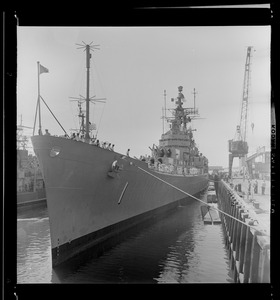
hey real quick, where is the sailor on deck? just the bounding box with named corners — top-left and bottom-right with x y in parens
top-left (44, 129), bottom-right (51, 136)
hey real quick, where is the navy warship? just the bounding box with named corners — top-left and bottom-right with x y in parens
top-left (31, 43), bottom-right (208, 266)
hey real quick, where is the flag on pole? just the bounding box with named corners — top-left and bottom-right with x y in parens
top-left (39, 64), bottom-right (49, 74)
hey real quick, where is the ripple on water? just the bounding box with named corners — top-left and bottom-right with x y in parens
top-left (17, 199), bottom-right (233, 283)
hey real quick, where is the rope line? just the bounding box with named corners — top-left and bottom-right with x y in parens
top-left (40, 96), bottom-right (70, 137)
top-left (136, 166), bottom-right (269, 237)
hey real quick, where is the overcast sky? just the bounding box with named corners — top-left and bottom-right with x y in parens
top-left (17, 26), bottom-right (271, 168)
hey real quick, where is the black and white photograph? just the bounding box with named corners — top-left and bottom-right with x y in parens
top-left (8, 5), bottom-right (274, 290)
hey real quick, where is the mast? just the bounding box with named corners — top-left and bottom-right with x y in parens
top-left (85, 45), bottom-right (90, 141)
top-left (162, 107), bottom-right (164, 134)
top-left (78, 102), bottom-right (86, 135)
top-left (162, 90), bottom-right (167, 134)
top-left (74, 42), bottom-right (105, 142)
top-left (192, 88), bottom-right (197, 113)
top-left (164, 89), bottom-right (167, 120)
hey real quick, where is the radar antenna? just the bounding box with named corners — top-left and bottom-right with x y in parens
top-left (72, 42), bottom-right (106, 142)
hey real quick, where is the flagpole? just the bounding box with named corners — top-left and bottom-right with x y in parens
top-left (32, 98), bottom-right (39, 136)
top-left (37, 61), bottom-right (42, 135)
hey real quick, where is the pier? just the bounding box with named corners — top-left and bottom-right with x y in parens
top-left (17, 189), bottom-right (46, 207)
top-left (216, 179), bottom-right (270, 283)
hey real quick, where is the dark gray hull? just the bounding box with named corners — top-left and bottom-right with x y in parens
top-left (32, 135), bottom-right (208, 266)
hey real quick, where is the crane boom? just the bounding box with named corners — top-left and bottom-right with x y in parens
top-left (239, 46), bottom-right (253, 142)
top-left (228, 46), bottom-right (254, 178)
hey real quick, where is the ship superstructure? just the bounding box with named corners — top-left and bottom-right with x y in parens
top-left (150, 86), bottom-right (208, 176)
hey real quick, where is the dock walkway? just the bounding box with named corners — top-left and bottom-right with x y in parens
top-left (231, 178), bottom-right (270, 235)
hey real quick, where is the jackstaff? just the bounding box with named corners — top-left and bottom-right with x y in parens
top-left (33, 62), bottom-right (49, 136)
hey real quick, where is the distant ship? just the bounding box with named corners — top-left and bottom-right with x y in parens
top-left (31, 43), bottom-right (209, 267)
top-left (17, 119), bottom-right (46, 206)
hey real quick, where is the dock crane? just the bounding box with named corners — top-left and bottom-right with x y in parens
top-left (228, 46), bottom-right (253, 178)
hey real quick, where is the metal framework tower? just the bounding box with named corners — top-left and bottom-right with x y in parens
top-left (228, 46), bottom-right (253, 178)
top-left (70, 42), bottom-right (106, 142)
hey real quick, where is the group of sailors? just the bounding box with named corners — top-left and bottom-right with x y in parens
top-left (69, 132), bottom-right (115, 151)
top-left (151, 145), bottom-right (172, 158)
top-left (100, 142), bottom-right (115, 151)
top-left (41, 129), bottom-right (115, 151)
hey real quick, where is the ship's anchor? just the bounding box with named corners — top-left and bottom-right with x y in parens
top-left (107, 160), bottom-right (121, 178)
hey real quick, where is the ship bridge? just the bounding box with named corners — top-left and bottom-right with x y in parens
top-left (151, 86), bottom-right (208, 174)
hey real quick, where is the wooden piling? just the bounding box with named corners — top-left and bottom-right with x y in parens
top-left (217, 180), bottom-right (270, 283)
top-left (256, 235), bottom-right (270, 283)
top-left (236, 213), bottom-right (249, 275)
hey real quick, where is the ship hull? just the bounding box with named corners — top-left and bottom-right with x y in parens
top-left (32, 136), bottom-right (208, 267)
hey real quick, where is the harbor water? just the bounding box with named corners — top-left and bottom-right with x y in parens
top-left (17, 193), bottom-right (233, 284)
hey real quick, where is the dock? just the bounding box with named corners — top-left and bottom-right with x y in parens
top-left (17, 189), bottom-right (47, 208)
top-left (230, 178), bottom-right (270, 234)
top-left (216, 178), bottom-right (270, 283)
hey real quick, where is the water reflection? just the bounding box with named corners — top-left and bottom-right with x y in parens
top-left (17, 196), bottom-right (233, 283)
top-left (17, 205), bottom-right (53, 283)
top-left (156, 223), bottom-right (232, 283)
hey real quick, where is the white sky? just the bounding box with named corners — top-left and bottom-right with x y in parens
top-left (17, 26), bottom-right (271, 168)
